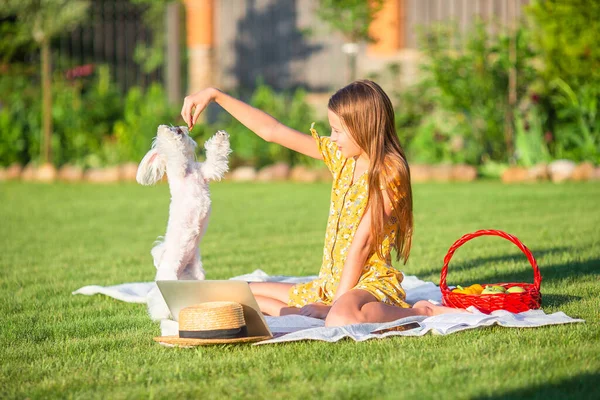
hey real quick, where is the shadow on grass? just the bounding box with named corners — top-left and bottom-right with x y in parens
top-left (418, 247), bottom-right (572, 277)
top-left (474, 372), bottom-right (600, 400)
top-left (542, 293), bottom-right (582, 308)
top-left (471, 257), bottom-right (600, 286)
top-left (422, 248), bottom-right (599, 289)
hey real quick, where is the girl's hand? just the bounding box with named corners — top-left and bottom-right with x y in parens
top-left (299, 303), bottom-right (331, 319)
top-left (181, 88), bottom-right (218, 130)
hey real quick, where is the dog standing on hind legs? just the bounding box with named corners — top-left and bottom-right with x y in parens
top-left (136, 125), bottom-right (231, 321)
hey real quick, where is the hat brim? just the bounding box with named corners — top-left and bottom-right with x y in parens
top-left (153, 335), bottom-right (272, 347)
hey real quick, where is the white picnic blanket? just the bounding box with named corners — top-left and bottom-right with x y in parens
top-left (72, 270), bottom-right (584, 344)
top-left (71, 269), bottom-right (441, 304)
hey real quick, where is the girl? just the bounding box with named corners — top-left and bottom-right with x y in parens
top-left (181, 80), bottom-right (464, 326)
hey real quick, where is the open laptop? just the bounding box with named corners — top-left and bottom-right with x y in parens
top-left (156, 280), bottom-right (273, 338)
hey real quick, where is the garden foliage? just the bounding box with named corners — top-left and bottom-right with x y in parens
top-left (0, 0), bottom-right (598, 169)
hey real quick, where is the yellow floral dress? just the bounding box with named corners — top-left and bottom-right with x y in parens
top-left (288, 124), bottom-right (409, 308)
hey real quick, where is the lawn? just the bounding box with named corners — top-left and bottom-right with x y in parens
top-left (0, 181), bottom-right (599, 399)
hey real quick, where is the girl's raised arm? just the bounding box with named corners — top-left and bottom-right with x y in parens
top-left (181, 88), bottom-right (322, 160)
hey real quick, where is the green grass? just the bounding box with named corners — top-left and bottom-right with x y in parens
top-left (1, 181), bottom-right (599, 399)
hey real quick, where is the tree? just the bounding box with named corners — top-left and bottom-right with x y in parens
top-left (316, 0), bottom-right (384, 82)
top-left (1, 0), bottom-right (89, 164)
top-left (130, 0), bottom-right (182, 106)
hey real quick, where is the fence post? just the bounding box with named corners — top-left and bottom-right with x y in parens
top-left (183, 0), bottom-right (214, 118)
top-left (506, 0), bottom-right (518, 164)
top-left (166, 1), bottom-right (182, 105)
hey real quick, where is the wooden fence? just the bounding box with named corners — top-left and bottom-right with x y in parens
top-left (53, 0), bottom-right (162, 93)
top-left (50, 0), bottom-right (530, 93)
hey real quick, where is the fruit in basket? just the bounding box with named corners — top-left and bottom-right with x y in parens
top-left (481, 285), bottom-right (507, 295)
top-left (506, 286), bottom-right (526, 293)
top-left (467, 284), bottom-right (485, 294)
top-left (481, 287), bottom-right (498, 295)
top-left (452, 284), bottom-right (485, 295)
top-left (451, 285), bottom-right (467, 294)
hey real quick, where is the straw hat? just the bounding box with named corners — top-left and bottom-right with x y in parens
top-left (154, 301), bottom-right (271, 347)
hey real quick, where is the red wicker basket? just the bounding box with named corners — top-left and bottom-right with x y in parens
top-left (440, 230), bottom-right (542, 314)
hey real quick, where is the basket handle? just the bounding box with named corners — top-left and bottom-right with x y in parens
top-left (439, 229), bottom-right (542, 292)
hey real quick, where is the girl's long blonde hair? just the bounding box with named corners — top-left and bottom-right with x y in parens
top-left (328, 80), bottom-right (413, 264)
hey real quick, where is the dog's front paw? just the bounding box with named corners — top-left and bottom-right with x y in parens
top-left (155, 268), bottom-right (178, 281)
top-left (147, 286), bottom-right (172, 321)
top-left (204, 130), bottom-right (231, 154)
top-left (215, 130), bottom-right (230, 142)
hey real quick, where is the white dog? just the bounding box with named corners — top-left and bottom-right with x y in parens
top-left (136, 125), bottom-right (231, 320)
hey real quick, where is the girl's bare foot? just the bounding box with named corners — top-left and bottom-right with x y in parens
top-left (413, 300), bottom-right (470, 316)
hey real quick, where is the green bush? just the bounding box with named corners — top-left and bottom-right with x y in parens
top-left (526, 0), bottom-right (600, 88)
top-left (0, 66), bottom-right (329, 169)
top-left (526, 0), bottom-right (600, 163)
top-left (0, 106), bottom-right (28, 166)
top-left (208, 82), bottom-right (326, 168)
top-left (112, 83), bottom-right (180, 165)
top-left (0, 67), bottom-right (42, 166)
top-left (383, 12), bottom-right (599, 166)
top-left (52, 66), bottom-right (123, 167)
top-left (547, 79), bottom-right (600, 163)
top-left (514, 106), bottom-right (551, 167)
top-left (0, 65), bottom-right (125, 167)
top-left (417, 22), bottom-right (537, 164)
top-left (371, 22), bottom-right (537, 166)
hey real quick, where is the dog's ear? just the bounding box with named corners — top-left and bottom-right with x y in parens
top-left (136, 148), bottom-right (166, 185)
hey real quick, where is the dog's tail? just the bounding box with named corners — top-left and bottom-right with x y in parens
top-left (152, 236), bottom-right (165, 246)
top-left (150, 237), bottom-right (166, 269)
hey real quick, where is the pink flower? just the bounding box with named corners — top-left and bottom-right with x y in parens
top-left (65, 64), bottom-right (95, 80)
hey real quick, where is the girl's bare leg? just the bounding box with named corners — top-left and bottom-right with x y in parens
top-left (411, 300), bottom-right (470, 316)
top-left (249, 282), bottom-right (301, 316)
top-left (325, 290), bottom-right (468, 327)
